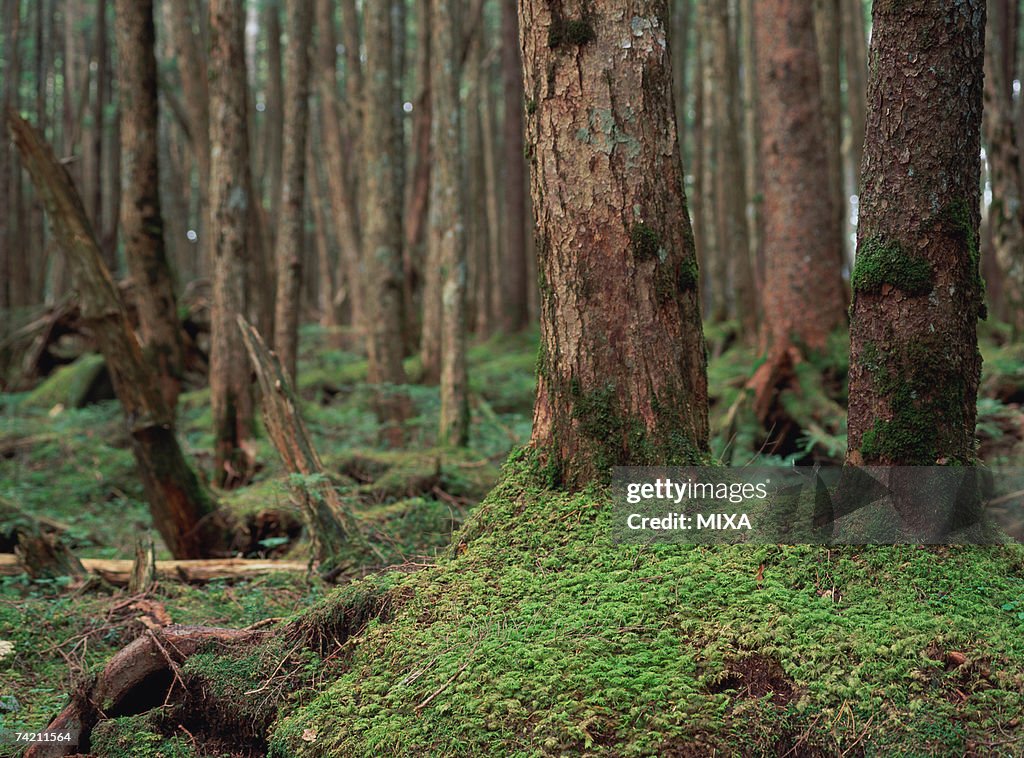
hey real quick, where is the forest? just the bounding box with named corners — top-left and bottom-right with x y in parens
top-left (1, 0), bottom-right (1023, 755)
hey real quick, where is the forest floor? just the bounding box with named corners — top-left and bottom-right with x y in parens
top-left (1, 324), bottom-right (1024, 756)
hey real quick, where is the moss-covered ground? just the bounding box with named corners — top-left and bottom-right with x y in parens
top-left (2, 324), bottom-right (1024, 756)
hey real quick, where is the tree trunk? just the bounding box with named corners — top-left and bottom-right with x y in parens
top-left (847, 0), bottom-right (986, 465)
top-left (500, 0), bottom-right (529, 333)
top-left (315, 0), bottom-right (364, 333)
top-left (710, 0), bottom-right (755, 335)
top-left (162, 0), bottom-right (211, 273)
top-left (263, 0), bottom-right (285, 241)
top-left (697, 0), bottom-right (723, 320)
top-left (983, 0), bottom-right (1024, 334)
top-left (114, 0), bottom-right (186, 412)
top-left (752, 0), bottom-right (846, 366)
top-left (841, 0), bottom-right (867, 196)
top-left (272, 0), bottom-right (313, 381)
top-left (7, 111), bottom-right (223, 559)
top-left (209, 0), bottom-right (256, 488)
top-left (521, 0), bottom-right (709, 489)
top-left (466, 23), bottom-right (492, 337)
top-left (813, 0), bottom-right (846, 267)
top-left (431, 0), bottom-right (468, 446)
top-left (741, 0), bottom-right (764, 294)
top-left (0, 0), bottom-right (17, 312)
top-left (671, 0), bottom-right (692, 166)
top-left (363, 0), bottom-right (410, 439)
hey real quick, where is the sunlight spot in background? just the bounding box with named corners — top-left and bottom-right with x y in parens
top-left (1015, 80), bottom-right (1021, 96)
top-left (403, 101), bottom-right (414, 113)
top-left (256, 101), bottom-right (266, 113)
top-left (187, 230), bottom-right (198, 243)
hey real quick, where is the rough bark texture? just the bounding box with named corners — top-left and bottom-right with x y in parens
top-left (273, 0), bottom-right (313, 381)
top-left (7, 111), bottom-right (221, 559)
top-left (521, 0), bottom-right (709, 488)
top-left (431, 0), bottom-right (469, 446)
top-left (983, 0), bottom-right (1024, 333)
top-left (847, 0), bottom-right (986, 466)
top-left (753, 0), bottom-right (846, 360)
top-left (501, 0), bottom-right (529, 332)
top-left (114, 0), bottom-right (186, 412)
top-left (209, 0), bottom-right (256, 488)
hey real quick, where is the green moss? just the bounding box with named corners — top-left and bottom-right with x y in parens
top-left (525, 98), bottom-right (537, 115)
top-left (851, 236), bottom-right (933, 296)
top-left (631, 222), bottom-right (661, 260)
top-left (938, 199), bottom-right (987, 319)
top-left (547, 17), bottom-right (596, 48)
top-left (23, 354), bottom-right (108, 410)
top-left (857, 339), bottom-right (969, 465)
top-left (267, 461), bottom-right (1024, 757)
top-left (90, 714), bottom-right (196, 758)
top-left (679, 257), bottom-right (700, 292)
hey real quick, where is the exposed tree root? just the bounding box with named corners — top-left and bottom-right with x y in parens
top-left (25, 625), bottom-right (268, 757)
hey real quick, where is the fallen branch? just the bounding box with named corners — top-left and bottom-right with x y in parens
top-left (0, 554), bottom-right (309, 585)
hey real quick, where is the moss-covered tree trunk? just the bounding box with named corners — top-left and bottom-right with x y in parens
top-left (209, 0), bottom-right (256, 488)
top-left (847, 0), bottom-right (986, 466)
top-left (273, 0), bottom-right (313, 382)
top-left (521, 0), bottom-right (709, 489)
top-left (113, 0), bottom-right (186, 412)
top-left (7, 111), bottom-right (222, 560)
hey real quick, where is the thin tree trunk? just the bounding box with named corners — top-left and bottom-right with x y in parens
top-left (263, 0), bottom-right (284, 240)
top-left (500, 0), bottom-right (528, 333)
top-left (8, 111), bottom-right (222, 559)
top-left (841, 0), bottom-right (867, 195)
top-left (481, 55), bottom-right (504, 334)
top-left (741, 0), bottom-right (764, 293)
top-left (114, 0), bottom-right (187, 411)
top-left (208, 0), bottom-right (256, 488)
top-left (847, 0), bottom-right (986, 465)
top-left (697, 0), bottom-right (723, 320)
top-left (363, 0), bottom-right (409, 440)
top-left (984, 0), bottom-right (1024, 334)
top-left (163, 0), bottom-right (211, 275)
top-left (522, 1), bottom-right (709, 488)
top-left (403, 0), bottom-right (431, 351)
top-left (710, 0), bottom-right (755, 334)
top-left (814, 0), bottom-right (846, 267)
top-left (0, 0), bottom-right (18, 311)
top-left (273, 0), bottom-right (313, 381)
top-left (432, 0), bottom-right (468, 446)
top-left (315, 0), bottom-right (364, 333)
top-left (672, 0), bottom-right (692, 165)
top-left (466, 24), bottom-right (492, 337)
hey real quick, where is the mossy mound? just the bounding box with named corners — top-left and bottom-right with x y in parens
top-left (22, 353), bottom-right (111, 410)
top-left (267, 450), bottom-right (1024, 756)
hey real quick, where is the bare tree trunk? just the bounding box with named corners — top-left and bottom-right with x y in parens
top-left (315, 0), bottom-right (364, 333)
top-left (363, 0), bottom-right (409, 441)
top-left (697, 0), bottom-right (723, 320)
top-left (431, 0), bottom-right (468, 445)
top-left (522, 0), bottom-right (709, 488)
top-left (983, 0), bottom-right (1024, 334)
top-left (0, 0), bottom-right (18, 311)
top-left (741, 0), bottom-right (764, 294)
top-left (710, 0), bottom-right (755, 335)
top-left (114, 0), bottom-right (186, 411)
top-left (813, 0), bottom-right (846, 266)
top-left (847, 0), bottom-right (986, 466)
top-left (466, 22), bottom-right (492, 337)
top-left (162, 0), bottom-right (211, 277)
top-left (263, 0), bottom-right (284, 240)
top-left (403, 0), bottom-right (431, 351)
top-left (273, 0), bottom-right (313, 381)
top-left (209, 0), bottom-right (256, 488)
top-left (752, 0), bottom-right (846, 371)
top-left (8, 111), bottom-right (223, 559)
top-left (500, 0), bottom-right (528, 333)
top-left (481, 55), bottom-right (504, 334)
top-left (671, 0), bottom-right (692, 165)
top-left (841, 0), bottom-right (867, 196)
